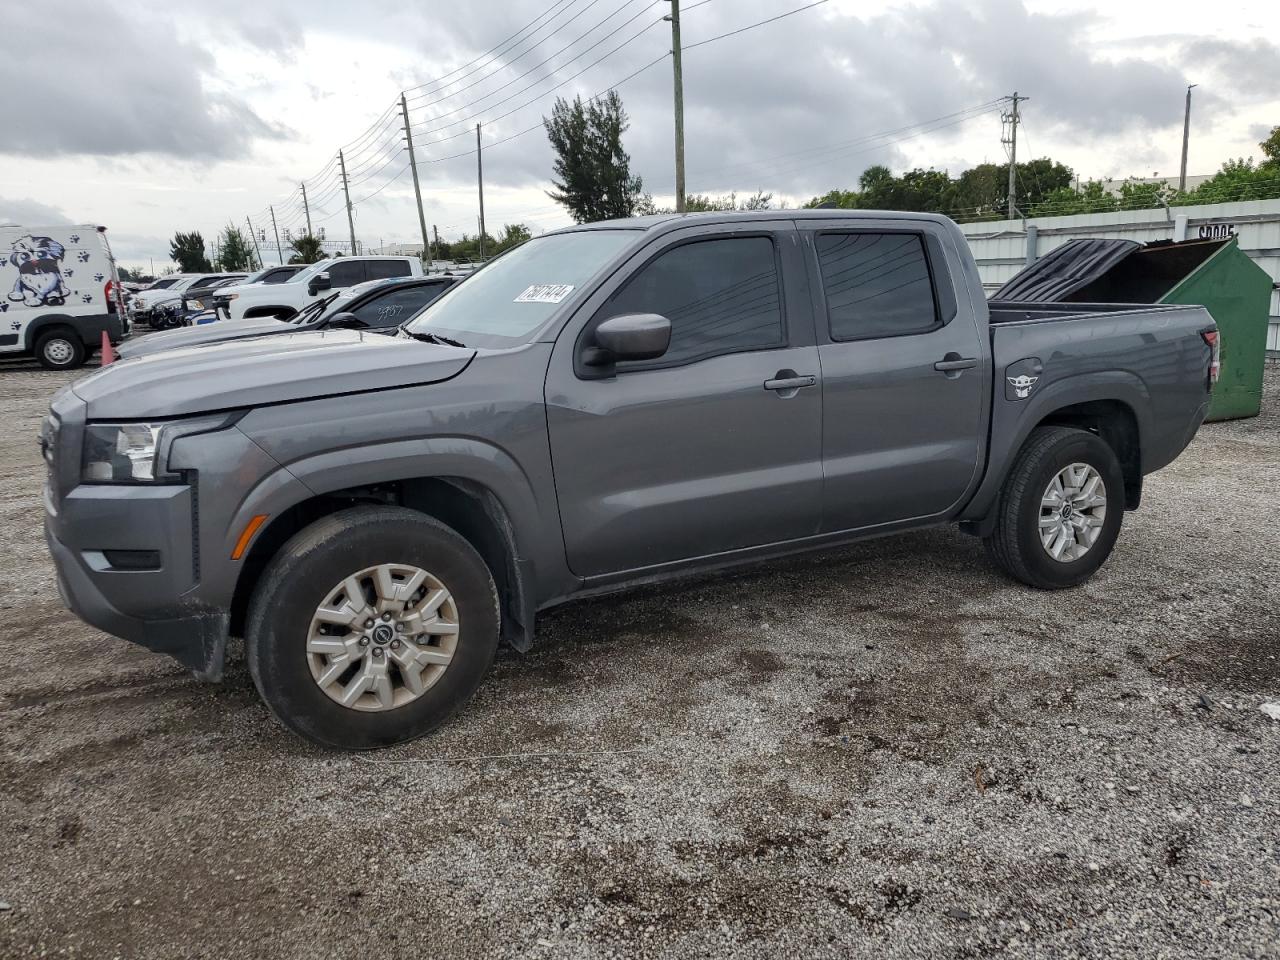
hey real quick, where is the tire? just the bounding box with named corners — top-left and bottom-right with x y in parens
top-left (983, 426), bottom-right (1125, 590)
top-left (246, 506), bottom-right (500, 749)
top-left (35, 329), bottom-right (86, 370)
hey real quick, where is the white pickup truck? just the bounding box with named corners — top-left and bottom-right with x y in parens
top-left (214, 256), bottom-right (423, 320)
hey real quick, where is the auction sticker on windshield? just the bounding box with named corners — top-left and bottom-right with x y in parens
top-left (514, 284), bottom-right (574, 303)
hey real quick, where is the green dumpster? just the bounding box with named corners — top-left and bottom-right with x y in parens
top-left (993, 235), bottom-right (1273, 420)
top-left (1156, 238), bottom-right (1272, 421)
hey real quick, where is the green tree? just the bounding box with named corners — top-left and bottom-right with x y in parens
top-left (289, 234), bottom-right (326, 264)
top-left (494, 223), bottom-right (532, 253)
top-left (169, 231), bottom-right (211, 272)
top-left (544, 91), bottom-right (644, 222)
top-left (1258, 125), bottom-right (1280, 167)
top-left (217, 224), bottom-right (258, 272)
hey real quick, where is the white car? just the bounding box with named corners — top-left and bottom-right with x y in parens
top-left (215, 256), bottom-right (423, 320)
top-left (0, 223), bottom-right (126, 368)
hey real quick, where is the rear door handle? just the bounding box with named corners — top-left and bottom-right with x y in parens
top-left (764, 374), bottom-right (817, 392)
top-left (934, 357), bottom-right (978, 372)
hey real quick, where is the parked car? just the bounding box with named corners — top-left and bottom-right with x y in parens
top-left (243, 264), bottom-right (308, 285)
top-left (149, 276), bottom-right (249, 329)
top-left (215, 256), bottom-right (424, 320)
top-left (0, 224), bottom-right (126, 368)
top-left (42, 210), bottom-right (1218, 749)
top-left (132, 273), bottom-right (246, 328)
top-left (118, 276), bottom-right (460, 358)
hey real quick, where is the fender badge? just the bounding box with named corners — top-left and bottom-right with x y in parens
top-left (1007, 374), bottom-right (1039, 399)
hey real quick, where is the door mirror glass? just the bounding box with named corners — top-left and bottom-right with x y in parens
top-left (324, 311), bottom-right (364, 330)
top-left (587, 313), bottom-right (671, 366)
top-left (308, 272), bottom-right (332, 295)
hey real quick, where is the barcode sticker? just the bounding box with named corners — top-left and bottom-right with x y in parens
top-left (514, 284), bottom-right (574, 303)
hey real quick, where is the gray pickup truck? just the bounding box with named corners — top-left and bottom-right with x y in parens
top-left (42, 211), bottom-right (1218, 749)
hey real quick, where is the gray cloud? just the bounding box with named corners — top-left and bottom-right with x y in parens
top-left (0, 1), bottom-right (287, 160)
top-left (0, 196), bottom-right (74, 226)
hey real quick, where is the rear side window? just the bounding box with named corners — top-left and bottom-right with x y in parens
top-left (325, 261), bottom-right (365, 287)
top-left (350, 284), bottom-right (447, 328)
top-left (601, 236), bottom-right (783, 369)
top-left (367, 259), bottom-right (412, 280)
top-left (816, 232), bottom-right (938, 340)
top-left (263, 268), bottom-right (294, 284)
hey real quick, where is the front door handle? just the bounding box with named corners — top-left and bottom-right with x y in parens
top-left (764, 373), bottom-right (817, 394)
top-left (934, 357), bottom-right (978, 372)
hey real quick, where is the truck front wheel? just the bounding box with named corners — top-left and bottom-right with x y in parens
top-left (983, 426), bottom-right (1124, 590)
top-left (246, 506), bottom-right (500, 749)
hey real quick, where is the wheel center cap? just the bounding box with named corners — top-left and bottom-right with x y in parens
top-left (372, 624), bottom-right (395, 645)
top-left (1060, 503), bottom-right (1074, 519)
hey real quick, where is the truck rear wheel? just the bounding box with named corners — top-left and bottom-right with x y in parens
top-left (245, 506), bottom-right (500, 749)
top-left (35, 329), bottom-right (86, 369)
top-left (983, 426), bottom-right (1124, 589)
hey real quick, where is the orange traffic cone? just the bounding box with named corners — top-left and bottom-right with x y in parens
top-left (100, 330), bottom-right (116, 366)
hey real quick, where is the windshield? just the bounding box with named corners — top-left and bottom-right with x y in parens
top-left (404, 231), bottom-right (634, 345)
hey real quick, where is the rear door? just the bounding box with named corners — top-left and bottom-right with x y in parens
top-left (321, 259), bottom-right (367, 295)
top-left (801, 219), bottom-right (986, 532)
top-left (545, 221), bottom-right (823, 578)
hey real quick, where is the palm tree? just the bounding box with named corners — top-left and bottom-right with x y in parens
top-left (289, 234), bottom-right (325, 264)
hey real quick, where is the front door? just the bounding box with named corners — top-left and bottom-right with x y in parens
top-left (545, 224), bottom-right (823, 578)
top-left (803, 224), bottom-right (986, 532)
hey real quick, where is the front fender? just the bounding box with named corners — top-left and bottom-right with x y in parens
top-left (960, 370), bottom-right (1152, 522)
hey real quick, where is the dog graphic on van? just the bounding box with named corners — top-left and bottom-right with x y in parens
top-left (7, 235), bottom-right (71, 306)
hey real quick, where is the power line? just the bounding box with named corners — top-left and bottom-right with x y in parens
top-left (681, 0), bottom-right (829, 51)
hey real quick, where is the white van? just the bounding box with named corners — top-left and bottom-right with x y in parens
top-left (0, 224), bottom-right (126, 368)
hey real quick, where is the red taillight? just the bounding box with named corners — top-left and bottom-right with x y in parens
top-left (1201, 329), bottom-right (1220, 386)
top-left (105, 279), bottom-right (116, 314)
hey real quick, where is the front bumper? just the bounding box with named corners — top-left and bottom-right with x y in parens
top-left (45, 519), bottom-right (229, 679)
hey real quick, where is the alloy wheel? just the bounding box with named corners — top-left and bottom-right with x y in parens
top-left (1039, 462), bottom-right (1107, 562)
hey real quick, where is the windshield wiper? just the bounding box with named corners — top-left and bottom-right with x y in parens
top-left (401, 329), bottom-right (467, 348)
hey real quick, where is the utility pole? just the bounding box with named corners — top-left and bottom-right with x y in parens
top-left (476, 123), bottom-right (486, 258)
top-left (1002, 92), bottom-right (1028, 220)
top-left (269, 205), bottom-right (284, 265)
top-left (432, 224), bottom-right (440, 268)
top-left (401, 93), bottom-right (432, 264)
top-left (245, 216), bottom-right (263, 270)
top-left (301, 182), bottom-right (312, 237)
top-left (338, 149), bottom-right (357, 257)
top-left (1179, 84), bottom-right (1197, 193)
top-left (665, 0), bottom-right (686, 212)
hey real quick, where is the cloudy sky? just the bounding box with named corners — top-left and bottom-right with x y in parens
top-left (2, 0), bottom-right (1277, 270)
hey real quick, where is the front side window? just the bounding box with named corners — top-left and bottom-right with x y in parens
top-left (325, 261), bottom-right (365, 288)
top-left (816, 232), bottom-right (938, 340)
top-left (367, 259), bottom-right (412, 280)
top-left (599, 236), bottom-right (784, 369)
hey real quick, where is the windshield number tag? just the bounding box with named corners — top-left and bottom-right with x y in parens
top-left (514, 284), bottom-right (574, 304)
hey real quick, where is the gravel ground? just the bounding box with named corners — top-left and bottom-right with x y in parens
top-left (1, 360), bottom-right (1277, 959)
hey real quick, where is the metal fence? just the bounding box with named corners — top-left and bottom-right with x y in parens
top-left (957, 199), bottom-right (1280, 358)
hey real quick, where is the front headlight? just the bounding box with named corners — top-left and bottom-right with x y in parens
top-left (188, 299), bottom-right (205, 310)
top-left (83, 424), bottom-right (164, 482)
top-left (81, 414), bottom-right (243, 484)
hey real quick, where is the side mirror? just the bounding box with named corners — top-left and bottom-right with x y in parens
top-left (325, 311), bottom-right (364, 330)
top-left (308, 272), bottom-right (332, 295)
top-left (585, 313), bottom-right (671, 368)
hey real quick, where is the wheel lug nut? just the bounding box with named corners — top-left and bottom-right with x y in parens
top-left (364, 619), bottom-right (374, 628)
top-left (390, 640), bottom-right (401, 650)
top-left (381, 613), bottom-right (392, 622)
top-left (359, 637), bottom-right (369, 646)
top-left (372, 647), bottom-right (383, 658)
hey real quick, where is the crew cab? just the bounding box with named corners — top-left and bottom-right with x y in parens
top-left (215, 256), bottom-right (423, 320)
top-left (117, 275), bottom-right (460, 359)
top-left (42, 211), bottom-right (1217, 749)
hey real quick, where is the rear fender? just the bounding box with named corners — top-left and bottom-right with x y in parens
top-left (960, 371), bottom-right (1152, 522)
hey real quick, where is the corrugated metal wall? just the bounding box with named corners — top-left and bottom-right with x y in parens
top-left (958, 199), bottom-right (1280, 356)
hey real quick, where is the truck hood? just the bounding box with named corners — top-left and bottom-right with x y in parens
top-left (116, 317), bottom-right (295, 359)
top-left (73, 330), bottom-right (475, 419)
